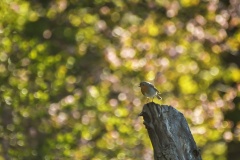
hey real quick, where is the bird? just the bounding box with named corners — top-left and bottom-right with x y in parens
top-left (139, 81), bottom-right (162, 102)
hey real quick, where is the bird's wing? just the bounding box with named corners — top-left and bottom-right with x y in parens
top-left (146, 82), bottom-right (160, 93)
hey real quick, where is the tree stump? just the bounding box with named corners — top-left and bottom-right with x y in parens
top-left (139, 102), bottom-right (201, 160)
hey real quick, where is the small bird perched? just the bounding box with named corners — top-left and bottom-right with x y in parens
top-left (139, 81), bottom-right (162, 102)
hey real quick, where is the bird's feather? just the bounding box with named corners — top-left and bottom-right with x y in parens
top-left (156, 93), bottom-right (162, 100)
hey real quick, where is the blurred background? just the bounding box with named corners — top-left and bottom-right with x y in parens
top-left (0, 0), bottom-right (240, 159)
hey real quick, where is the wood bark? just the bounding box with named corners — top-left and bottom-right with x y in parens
top-left (139, 102), bottom-right (201, 160)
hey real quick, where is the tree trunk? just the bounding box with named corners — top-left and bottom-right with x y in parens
top-left (139, 102), bottom-right (201, 160)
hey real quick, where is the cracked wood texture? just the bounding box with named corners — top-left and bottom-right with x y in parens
top-left (139, 102), bottom-right (202, 160)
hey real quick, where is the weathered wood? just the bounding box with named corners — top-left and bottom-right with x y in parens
top-left (139, 102), bottom-right (201, 160)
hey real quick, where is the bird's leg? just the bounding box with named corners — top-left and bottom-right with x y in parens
top-left (146, 98), bottom-right (149, 103)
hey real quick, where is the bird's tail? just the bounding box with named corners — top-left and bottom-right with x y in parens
top-left (156, 93), bottom-right (162, 100)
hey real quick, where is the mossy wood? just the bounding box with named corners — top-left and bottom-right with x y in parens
top-left (139, 102), bottom-right (202, 160)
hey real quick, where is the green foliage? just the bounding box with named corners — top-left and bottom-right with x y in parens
top-left (0, 0), bottom-right (240, 159)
